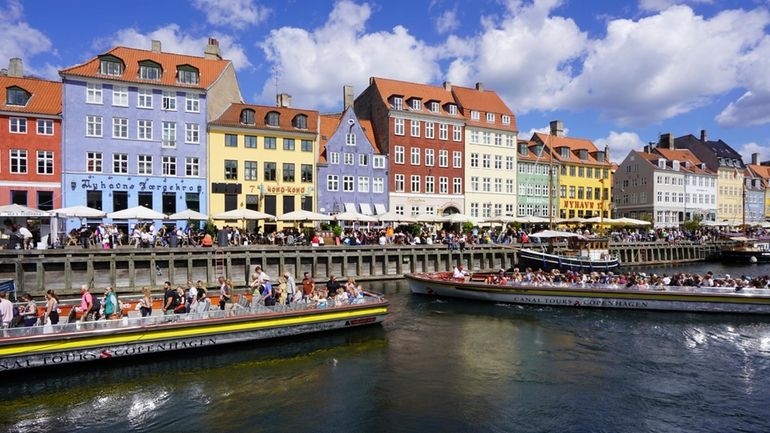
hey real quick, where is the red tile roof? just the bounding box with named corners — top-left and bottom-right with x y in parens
top-left (653, 148), bottom-right (713, 174)
top-left (0, 75), bottom-right (61, 116)
top-left (747, 164), bottom-right (770, 180)
top-left (60, 46), bottom-right (231, 90)
top-left (532, 132), bottom-right (610, 166)
top-left (318, 110), bottom-right (379, 164)
top-left (516, 140), bottom-right (554, 163)
top-left (210, 103), bottom-right (319, 134)
top-left (369, 77), bottom-right (463, 120)
top-left (451, 85), bottom-right (517, 132)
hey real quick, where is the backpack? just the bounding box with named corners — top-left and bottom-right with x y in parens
top-left (91, 295), bottom-right (101, 312)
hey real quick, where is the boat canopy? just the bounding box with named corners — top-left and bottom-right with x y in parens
top-left (529, 230), bottom-right (585, 239)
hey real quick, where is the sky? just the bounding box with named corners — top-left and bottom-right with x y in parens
top-left (2, 0), bottom-right (770, 164)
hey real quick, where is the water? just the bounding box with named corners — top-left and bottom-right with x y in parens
top-left (2, 263), bottom-right (770, 433)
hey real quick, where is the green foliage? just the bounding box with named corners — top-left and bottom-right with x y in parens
top-left (681, 215), bottom-right (703, 232)
top-left (332, 224), bottom-right (343, 238)
top-left (320, 223), bottom-right (331, 231)
top-left (204, 219), bottom-right (217, 236)
top-left (410, 224), bottom-right (421, 236)
top-left (462, 221), bottom-right (474, 234)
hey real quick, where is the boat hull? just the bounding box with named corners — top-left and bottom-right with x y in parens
top-left (517, 249), bottom-right (620, 272)
top-left (406, 273), bottom-right (770, 314)
top-left (719, 250), bottom-right (770, 264)
top-left (0, 302), bottom-right (388, 372)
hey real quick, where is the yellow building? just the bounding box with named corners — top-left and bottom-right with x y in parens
top-left (716, 167), bottom-right (744, 223)
top-left (531, 122), bottom-right (612, 219)
top-left (208, 99), bottom-right (319, 231)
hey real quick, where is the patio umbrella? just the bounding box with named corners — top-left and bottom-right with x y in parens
top-left (443, 213), bottom-right (484, 225)
top-left (614, 217), bottom-right (651, 226)
top-left (51, 205), bottom-right (105, 218)
top-left (583, 216), bottom-right (623, 225)
top-left (529, 230), bottom-right (584, 239)
top-left (515, 215), bottom-right (550, 224)
top-left (168, 209), bottom-right (209, 221)
top-left (377, 211), bottom-right (417, 224)
top-left (413, 214), bottom-right (447, 224)
top-left (333, 211), bottom-right (378, 223)
top-left (213, 208), bottom-right (275, 221)
top-left (0, 203), bottom-right (50, 218)
top-left (278, 209), bottom-right (332, 222)
top-left (559, 217), bottom-right (587, 224)
top-left (107, 205), bottom-right (166, 220)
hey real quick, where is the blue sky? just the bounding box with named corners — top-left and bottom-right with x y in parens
top-left (3, 0), bottom-right (770, 163)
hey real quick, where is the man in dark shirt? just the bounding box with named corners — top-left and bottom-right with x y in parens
top-left (326, 275), bottom-right (341, 295)
top-left (162, 281), bottom-right (178, 315)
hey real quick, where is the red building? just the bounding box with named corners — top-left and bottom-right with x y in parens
top-left (0, 58), bottom-right (62, 210)
top-left (355, 77), bottom-right (465, 216)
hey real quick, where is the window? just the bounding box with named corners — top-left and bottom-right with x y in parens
top-left (292, 114), bottom-right (308, 129)
top-left (301, 140), bottom-right (313, 152)
top-left (9, 117), bottom-right (26, 134)
top-left (10, 149), bottom-right (27, 173)
top-left (430, 101), bottom-right (439, 112)
top-left (483, 132), bottom-right (490, 145)
top-left (162, 91), bottom-right (176, 110)
top-left (439, 177), bottom-right (448, 194)
top-left (344, 153), bottom-right (354, 165)
top-left (482, 177), bottom-right (490, 192)
top-left (494, 155), bottom-right (502, 170)
top-left (264, 162), bottom-right (276, 181)
top-left (345, 133), bottom-right (356, 146)
top-left (494, 134), bottom-right (502, 146)
top-left (502, 115), bottom-right (511, 125)
top-left (472, 203), bottom-right (480, 217)
top-left (411, 175), bottom-right (421, 193)
top-left (569, 166), bottom-right (576, 176)
top-left (506, 135), bottom-right (515, 147)
top-left (139, 63), bottom-right (161, 80)
top-left (471, 153), bottom-right (479, 167)
top-left (394, 174), bottom-right (405, 192)
top-left (392, 97), bottom-right (403, 110)
top-left (185, 157), bottom-right (199, 177)
top-left (373, 177), bottom-right (384, 193)
top-left (482, 154), bottom-right (490, 169)
top-left (439, 150), bottom-right (448, 167)
top-left (578, 166), bottom-right (584, 177)
top-left (471, 110), bottom-right (480, 120)
top-left (86, 151), bottom-right (102, 173)
top-left (411, 120), bottom-right (420, 137)
top-left (358, 176), bottom-right (370, 192)
top-left (301, 164), bottom-right (313, 182)
top-left (87, 190), bottom-right (103, 211)
top-left (453, 151), bottom-right (462, 168)
top-left (113, 85), bottom-right (129, 106)
top-left (329, 151), bottom-right (339, 164)
top-left (161, 121), bottom-right (176, 147)
top-left (394, 118), bottom-right (405, 135)
top-left (224, 134), bottom-right (237, 147)
top-left (283, 138), bottom-right (295, 151)
top-left (425, 176), bottom-right (435, 193)
top-left (224, 160), bottom-right (238, 180)
top-left (86, 83), bottom-right (102, 104)
top-left (86, 115), bottom-right (102, 137)
top-left (486, 113), bottom-right (495, 123)
top-left (266, 111), bottom-right (280, 126)
top-left (470, 131), bottom-right (478, 143)
top-left (243, 161), bottom-right (257, 180)
top-left (395, 146), bottom-right (405, 164)
top-left (425, 149), bottom-right (435, 166)
top-left (113, 153), bottom-right (128, 174)
top-left (138, 155), bottom-right (153, 175)
top-left (327, 175), bottom-right (339, 191)
top-left (411, 99), bottom-right (421, 110)
top-left (37, 191), bottom-right (54, 211)
top-left (359, 154), bottom-right (369, 166)
top-left (448, 105), bottom-right (457, 115)
top-left (37, 119), bottom-right (53, 135)
top-left (162, 156), bottom-right (176, 176)
top-left (137, 88), bottom-right (153, 108)
top-left (264, 136), bottom-right (277, 150)
top-left (506, 156), bottom-right (514, 170)
top-left (471, 176), bottom-right (479, 191)
top-left (113, 117), bottom-right (128, 138)
top-left (343, 175), bottom-right (354, 192)
top-left (100, 59), bottom-right (122, 76)
top-left (410, 147), bottom-right (420, 165)
top-left (177, 67), bottom-right (199, 85)
top-left (6, 87), bottom-right (30, 106)
top-left (185, 93), bottom-right (199, 112)
top-left (283, 163), bottom-right (295, 182)
top-left (186, 123), bottom-right (200, 144)
top-left (569, 186), bottom-right (575, 198)
top-left (425, 122), bottom-right (435, 139)
top-left (373, 155), bottom-right (386, 169)
top-left (395, 205), bottom-right (404, 215)
top-left (506, 179), bottom-right (514, 193)
top-left (453, 178), bottom-right (462, 194)
top-left (137, 120), bottom-right (152, 140)
top-left (452, 125), bottom-right (461, 142)
top-left (439, 123), bottom-right (448, 140)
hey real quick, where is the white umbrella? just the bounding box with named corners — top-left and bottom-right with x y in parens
top-left (333, 211), bottom-right (378, 223)
top-left (515, 215), bottom-right (550, 224)
top-left (213, 208), bottom-right (275, 221)
top-left (615, 217), bottom-right (652, 226)
top-left (559, 217), bottom-right (587, 224)
top-left (414, 213), bottom-right (447, 223)
top-left (278, 209), bottom-right (332, 222)
top-left (51, 205), bottom-right (105, 218)
top-left (443, 213), bottom-right (484, 225)
top-left (759, 221), bottom-right (770, 229)
top-left (529, 230), bottom-right (585, 239)
top-left (107, 205), bottom-right (166, 220)
top-left (168, 209), bottom-right (209, 221)
top-left (583, 216), bottom-right (624, 225)
top-left (0, 203), bottom-right (49, 218)
top-left (377, 211), bottom-right (417, 224)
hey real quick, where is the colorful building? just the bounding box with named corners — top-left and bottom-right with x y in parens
top-left (452, 83), bottom-right (518, 219)
top-left (59, 39), bottom-right (241, 223)
top-left (317, 88), bottom-right (387, 216)
top-left (532, 122), bottom-right (612, 219)
top-left (516, 139), bottom-right (557, 218)
top-left (354, 77), bottom-right (465, 217)
top-left (207, 98), bottom-right (318, 231)
top-left (746, 156), bottom-right (770, 219)
top-left (654, 144), bottom-right (716, 223)
top-left (0, 58), bottom-right (62, 210)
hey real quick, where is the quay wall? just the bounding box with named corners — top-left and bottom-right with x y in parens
top-left (0, 241), bottom-right (731, 296)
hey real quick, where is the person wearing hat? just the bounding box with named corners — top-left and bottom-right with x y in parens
top-left (284, 271), bottom-right (298, 303)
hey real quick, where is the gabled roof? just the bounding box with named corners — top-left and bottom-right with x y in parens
top-left (318, 108), bottom-right (379, 164)
top-left (369, 77), bottom-right (463, 120)
top-left (674, 134), bottom-right (744, 168)
top-left (747, 164), bottom-right (770, 181)
top-left (0, 75), bottom-right (61, 116)
top-left (532, 132), bottom-right (610, 166)
top-left (451, 85), bottom-right (517, 132)
top-left (60, 46), bottom-right (231, 90)
top-left (653, 148), bottom-right (713, 175)
top-left (516, 140), bottom-right (553, 163)
top-left (210, 103), bottom-right (319, 134)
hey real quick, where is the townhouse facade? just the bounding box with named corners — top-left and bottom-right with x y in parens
top-left (746, 157), bottom-right (770, 219)
top-left (516, 139), bottom-right (557, 218)
top-left (59, 39), bottom-right (241, 221)
top-left (654, 143), bottom-right (717, 223)
top-left (0, 58), bottom-right (62, 210)
top-left (354, 78), bottom-right (465, 217)
top-left (744, 154), bottom-right (765, 224)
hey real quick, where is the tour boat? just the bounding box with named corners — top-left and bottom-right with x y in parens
top-left (0, 291), bottom-right (388, 372)
top-left (406, 272), bottom-right (770, 314)
top-left (719, 237), bottom-right (770, 264)
top-left (517, 231), bottom-right (620, 272)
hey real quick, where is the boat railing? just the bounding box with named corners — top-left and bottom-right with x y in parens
top-left (1, 293), bottom-right (384, 340)
top-left (501, 281), bottom-right (769, 296)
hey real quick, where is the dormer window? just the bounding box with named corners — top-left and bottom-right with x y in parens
top-left (718, 157), bottom-right (725, 166)
top-left (471, 111), bottom-right (480, 120)
top-left (292, 114), bottom-right (308, 129)
top-left (6, 86), bottom-right (30, 106)
top-left (139, 61), bottom-right (162, 81)
top-left (534, 145), bottom-right (543, 156)
top-left (410, 99), bottom-right (421, 111)
top-left (596, 151), bottom-right (605, 162)
top-left (672, 160), bottom-right (680, 171)
top-left (448, 104), bottom-right (457, 115)
top-left (98, 55), bottom-right (123, 76)
top-left (502, 115), bottom-right (511, 125)
top-left (518, 143), bottom-right (528, 155)
top-left (486, 113), bottom-right (495, 123)
top-left (578, 149), bottom-right (588, 160)
top-left (559, 147), bottom-right (569, 159)
top-left (177, 65), bottom-right (199, 85)
top-left (265, 111), bottom-right (280, 127)
top-left (430, 101), bottom-right (439, 113)
top-left (392, 97), bottom-right (403, 110)
top-left (658, 159), bottom-right (666, 169)
top-left (240, 109), bottom-right (255, 125)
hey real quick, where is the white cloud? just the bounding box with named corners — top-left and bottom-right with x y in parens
top-left (638, 0), bottom-right (712, 12)
top-left (737, 142), bottom-right (770, 165)
top-left (96, 24), bottom-right (252, 70)
top-left (435, 9), bottom-right (459, 34)
top-left (595, 131), bottom-right (645, 163)
top-left (716, 36), bottom-right (770, 126)
top-left (191, 0), bottom-right (269, 29)
top-left (259, 0), bottom-right (441, 109)
top-left (0, 0), bottom-right (56, 78)
top-left (520, 124), bottom-right (569, 140)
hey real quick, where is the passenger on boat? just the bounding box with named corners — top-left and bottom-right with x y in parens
top-left (185, 281), bottom-right (198, 313)
top-left (258, 275), bottom-right (275, 306)
top-left (75, 285), bottom-right (98, 322)
top-left (285, 272), bottom-right (298, 303)
top-left (452, 264), bottom-right (469, 279)
top-left (302, 272), bottom-right (315, 299)
top-left (19, 294), bottom-right (37, 327)
top-left (162, 281), bottom-right (179, 315)
top-left (219, 278), bottom-right (234, 314)
top-left (0, 291), bottom-right (13, 329)
top-left (276, 277), bottom-right (288, 305)
top-left (44, 290), bottom-right (59, 325)
top-left (326, 275), bottom-right (342, 293)
top-left (138, 287), bottom-right (153, 317)
top-left (103, 287), bottom-right (120, 320)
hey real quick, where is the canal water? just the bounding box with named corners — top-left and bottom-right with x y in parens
top-left (2, 263), bottom-right (770, 433)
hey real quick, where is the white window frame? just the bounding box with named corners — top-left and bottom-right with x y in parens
top-left (471, 153), bottom-right (479, 168)
top-left (486, 112), bottom-right (495, 123)
top-left (343, 175), bottom-right (354, 192)
top-left (410, 147), bottom-right (420, 165)
top-left (161, 121), bottom-right (176, 148)
top-left (410, 120), bottom-right (420, 137)
top-left (185, 93), bottom-right (200, 113)
top-left (425, 122), bottom-right (435, 139)
top-left (36, 119), bottom-right (54, 135)
top-left (185, 123), bottom-right (200, 144)
top-left (86, 151), bottom-right (102, 173)
top-left (448, 105), bottom-right (457, 115)
top-left (393, 97), bottom-right (403, 110)
top-left (137, 154), bottom-right (153, 175)
top-left (344, 153), bottom-right (354, 166)
top-left (86, 115), bottom-right (103, 137)
top-left (327, 174), bottom-right (339, 191)
top-left (439, 177), bottom-right (449, 194)
top-left (373, 177), bottom-right (384, 193)
top-left (162, 91), bottom-right (177, 111)
top-left (453, 151), bottom-right (462, 168)
top-left (452, 125), bottom-right (461, 142)
top-left (112, 85), bottom-right (128, 107)
top-left (112, 117), bottom-right (128, 139)
top-left (185, 157), bottom-right (200, 177)
top-left (329, 152), bottom-right (339, 165)
top-left (359, 154), bottom-right (368, 166)
top-left (411, 175), bottom-right (421, 193)
top-left (411, 99), bottom-right (421, 111)
top-left (86, 83), bottom-right (103, 104)
top-left (358, 176), bottom-right (370, 193)
top-left (502, 115), bottom-right (511, 125)
top-left (36, 151), bottom-right (54, 175)
top-left (137, 120), bottom-right (153, 141)
top-left (453, 177), bottom-right (462, 195)
top-left (373, 155), bottom-right (385, 169)
top-left (113, 153), bottom-right (128, 174)
top-left (162, 156), bottom-right (177, 176)
top-left (394, 146), bottom-right (405, 164)
top-left (394, 174), bottom-right (405, 192)
top-left (425, 176), bottom-right (435, 193)
top-left (10, 149), bottom-right (27, 174)
top-left (394, 118), bottom-right (405, 136)
top-left (430, 102), bottom-right (439, 113)
top-left (439, 123), bottom-right (448, 140)
top-left (471, 110), bottom-right (480, 120)
top-left (439, 150), bottom-right (448, 167)
top-left (137, 88), bottom-right (153, 109)
top-left (345, 133), bottom-right (356, 146)
top-left (9, 117), bottom-right (27, 134)
top-left (425, 148), bottom-right (434, 167)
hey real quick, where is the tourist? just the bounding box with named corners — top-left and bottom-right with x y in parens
top-left (44, 290), bottom-right (59, 325)
top-left (186, 281), bottom-right (198, 313)
top-left (219, 278), bottom-right (234, 314)
top-left (76, 284), bottom-right (98, 322)
top-left (19, 294), bottom-right (37, 327)
top-left (276, 278), bottom-right (288, 305)
top-left (103, 287), bottom-right (120, 320)
top-left (18, 225), bottom-right (34, 250)
top-left (162, 281), bottom-right (178, 315)
top-left (258, 275), bottom-right (275, 306)
top-left (175, 287), bottom-right (187, 314)
top-left (302, 272), bottom-right (315, 299)
top-left (0, 291), bottom-right (13, 329)
top-left (284, 272), bottom-right (298, 303)
top-left (139, 287), bottom-right (153, 317)
top-left (453, 264), bottom-right (468, 278)
top-left (195, 288), bottom-right (210, 316)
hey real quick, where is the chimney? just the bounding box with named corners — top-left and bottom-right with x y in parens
top-left (8, 58), bottom-right (23, 78)
top-left (604, 145), bottom-right (609, 162)
top-left (343, 85), bottom-right (354, 109)
top-left (475, 82), bottom-right (484, 91)
top-left (700, 129), bottom-right (707, 142)
top-left (659, 133), bottom-right (673, 149)
top-left (442, 81), bottom-right (451, 91)
top-left (752, 153), bottom-right (759, 165)
top-left (204, 38), bottom-right (222, 60)
top-left (549, 120), bottom-right (564, 137)
top-left (0, 68), bottom-right (6, 76)
top-left (276, 92), bottom-right (292, 108)
top-left (151, 40), bottom-right (162, 53)
top-left (369, 77), bottom-right (375, 85)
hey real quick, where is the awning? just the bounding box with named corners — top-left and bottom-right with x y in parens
top-left (374, 203), bottom-right (386, 214)
top-left (344, 203), bottom-right (356, 213)
top-left (359, 203), bottom-right (373, 215)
